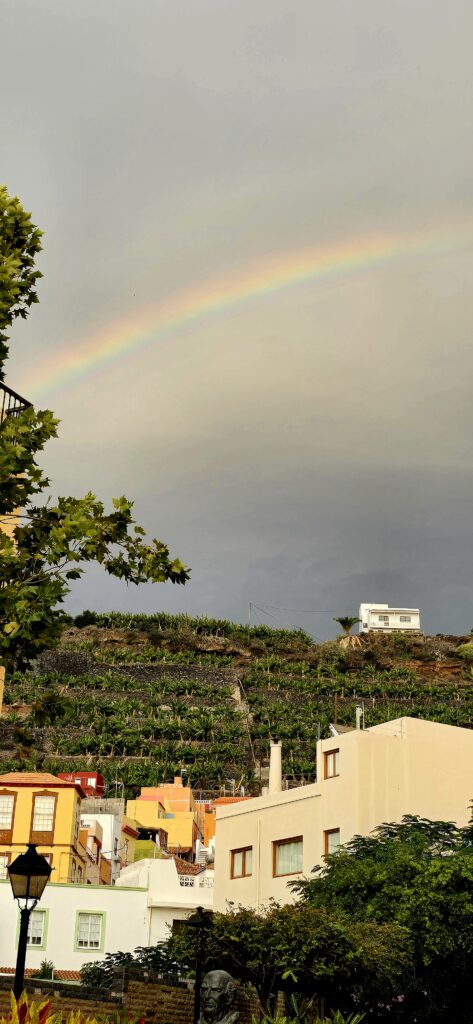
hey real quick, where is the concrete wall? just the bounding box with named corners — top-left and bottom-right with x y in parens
top-left (214, 717), bottom-right (473, 910)
top-left (118, 858), bottom-right (213, 944)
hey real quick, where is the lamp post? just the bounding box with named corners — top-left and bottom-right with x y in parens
top-left (8, 844), bottom-right (52, 999)
top-left (184, 906), bottom-right (213, 1024)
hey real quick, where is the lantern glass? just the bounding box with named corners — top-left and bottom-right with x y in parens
top-left (8, 845), bottom-right (51, 907)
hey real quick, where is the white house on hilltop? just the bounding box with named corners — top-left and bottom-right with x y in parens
top-left (359, 603), bottom-right (421, 634)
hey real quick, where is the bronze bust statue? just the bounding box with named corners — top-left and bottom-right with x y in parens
top-left (199, 969), bottom-right (239, 1024)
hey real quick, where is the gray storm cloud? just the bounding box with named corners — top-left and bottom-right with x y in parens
top-left (2, 0), bottom-right (473, 636)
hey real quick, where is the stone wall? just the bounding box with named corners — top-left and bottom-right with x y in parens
top-left (0, 977), bottom-right (120, 1018)
top-left (125, 979), bottom-right (260, 1024)
top-left (0, 975), bottom-right (262, 1023)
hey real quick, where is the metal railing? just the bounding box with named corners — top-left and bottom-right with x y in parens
top-left (0, 382), bottom-right (31, 420)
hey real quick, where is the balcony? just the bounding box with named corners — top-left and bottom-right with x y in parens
top-left (179, 873), bottom-right (214, 888)
top-left (0, 383), bottom-right (31, 421)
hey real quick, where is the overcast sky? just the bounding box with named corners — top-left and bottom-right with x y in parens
top-left (3, 0), bottom-right (473, 637)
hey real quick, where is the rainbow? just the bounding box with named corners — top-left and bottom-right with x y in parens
top-left (26, 223), bottom-right (472, 400)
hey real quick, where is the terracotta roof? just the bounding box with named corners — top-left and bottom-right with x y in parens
top-left (169, 855), bottom-right (204, 875)
top-left (0, 968), bottom-right (80, 980)
top-left (0, 772), bottom-right (86, 795)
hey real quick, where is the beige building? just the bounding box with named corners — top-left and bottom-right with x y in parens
top-left (214, 718), bottom-right (473, 910)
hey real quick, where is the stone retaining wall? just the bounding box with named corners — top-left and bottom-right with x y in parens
top-left (0, 975), bottom-right (261, 1023)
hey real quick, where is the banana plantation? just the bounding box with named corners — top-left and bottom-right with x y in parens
top-left (1, 614), bottom-right (473, 795)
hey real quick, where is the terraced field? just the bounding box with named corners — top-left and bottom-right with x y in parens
top-left (1, 612), bottom-right (472, 795)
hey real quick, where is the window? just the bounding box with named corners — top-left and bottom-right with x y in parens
top-left (71, 859), bottom-right (76, 881)
top-left (230, 847), bottom-right (253, 879)
top-left (0, 794), bottom-right (14, 831)
top-left (324, 749), bottom-right (340, 779)
top-left (378, 615), bottom-right (389, 623)
top-left (400, 615), bottom-right (411, 623)
top-left (27, 911), bottom-right (46, 947)
top-left (0, 853), bottom-right (10, 879)
top-left (76, 913), bottom-right (104, 949)
top-left (273, 837), bottom-right (303, 877)
top-left (324, 829), bottom-right (341, 856)
top-left (78, 866), bottom-right (83, 883)
top-left (32, 795), bottom-right (55, 833)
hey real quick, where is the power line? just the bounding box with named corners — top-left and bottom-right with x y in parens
top-left (252, 603), bottom-right (358, 615)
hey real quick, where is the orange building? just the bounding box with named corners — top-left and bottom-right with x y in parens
top-left (203, 797), bottom-right (251, 847)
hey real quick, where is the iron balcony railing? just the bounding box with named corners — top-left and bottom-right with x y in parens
top-left (0, 382), bottom-right (31, 420)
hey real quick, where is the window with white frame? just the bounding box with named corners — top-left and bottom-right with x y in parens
top-left (0, 853), bottom-right (10, 879)
top-left (273, 837), bottom-right (303, 877)
top-left (324, 749), bottom-right (340, 779)
top-left (32, 795), bottom-right (55, 833)
top-left (76, 913), bottom-right (103, 949)
top-left (378, 615), bottom-right (389, 623)
top-left (324, 828), bottom-right (341, 856)
top-left (0, 794), bottom-right (14, 830)
top-left (27, 911), bottom-right (46, 947)
top-left (400, 615), bottom-right (411, 623)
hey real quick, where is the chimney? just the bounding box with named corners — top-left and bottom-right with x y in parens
top-left (355, 705), bottom-right (363, 730)
top-left (268, 741), bottom-right (282, 795)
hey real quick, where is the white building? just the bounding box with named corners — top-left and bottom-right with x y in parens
top-left (359, 603), bottom-right (421, 634)
top-left (213, 720), bottom-right (473, 911)
top-left (0, 858), bottom-right (213, 975)
top-left (80, 798), bottom-right (139, 882)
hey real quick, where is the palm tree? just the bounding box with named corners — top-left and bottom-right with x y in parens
top-left (31, 690), bottom-right (71, 726)
top-left (333, 616), bottom-right (360, 636)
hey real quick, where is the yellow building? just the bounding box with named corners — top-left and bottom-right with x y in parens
top-left (0, 772), bottom-right (87, 884)
top-left (214, 718), bottom-right (473, 910)
top-left (127, 777), bottom-right (201, 859)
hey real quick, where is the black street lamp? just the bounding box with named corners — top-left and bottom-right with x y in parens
top-left (8, 844), bottom-right (52, 999)
top-left (184, 906), bottom-right (213, 1024)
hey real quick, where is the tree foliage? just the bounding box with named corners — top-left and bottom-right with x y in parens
top-left (167, 903), bottom-right (409, 1017)
top-left (0, 186), bottom-right (189, 667)
top-left (333, 618), bottom-right (360, 637)
top-left (291, 815), bottom-right (473, 1023)
top-left (0, 185), bottom-right (42, 378)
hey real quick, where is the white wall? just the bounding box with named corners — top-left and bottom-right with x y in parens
top-left (80, 813), bottom-right (122, 882)
top-left (0, 879), bottom-right (148, 973)
top-left (118, 859), bottom-right (213, 945)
